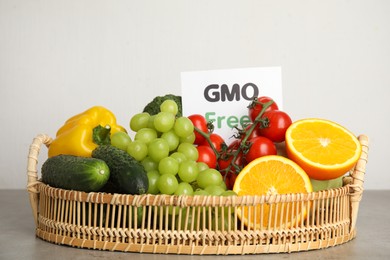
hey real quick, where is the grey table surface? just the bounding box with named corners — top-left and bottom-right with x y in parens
top-left (1, 189), bottom-right (389, 260)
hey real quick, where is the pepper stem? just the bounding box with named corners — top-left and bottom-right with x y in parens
top-left (93, 124), bottom-right (111, 145)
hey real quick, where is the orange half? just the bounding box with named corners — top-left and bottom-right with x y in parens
top-left (285, 118), bottom-right (362, 180)
top-left (233, 155), bottom-right (312, 229)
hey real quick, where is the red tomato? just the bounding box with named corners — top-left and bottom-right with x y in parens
top-left (257, 110), bottom-right (292, 142)
top-left (228, 139), bottom-right (241, 150)
top-left (224, 172), bottom-right (238, 190)
top-left (218, 150), bottom-right (245, 189)
top-left (239, 123), bottom-right (261, 141)
top-left (201, 133), bottom-right (226, 152)
top-left (245, 136), bottom-right (277, 163)
top-left (218, 151), bottom-right (244, 176)
top-left (218, 156), bottom-right (231, 176)
top-left (248, 96), bottom-right (279, 122)
top-left (188, 114), bottom-right (208, 145)
top-left (196, 145), bottom-right (217, 169)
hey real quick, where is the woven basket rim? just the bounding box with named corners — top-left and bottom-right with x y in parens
top-left (35, 180), bottom-right (353, 205)
top-left (26, 133), bottom-right (369, 255)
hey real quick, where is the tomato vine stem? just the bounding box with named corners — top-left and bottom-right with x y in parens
top-left (193, 126), bottom-right (220, 158)
top-left (193, 99), bottom-right (275, 179)
top-left (219, 100), bottom-right (274, 177)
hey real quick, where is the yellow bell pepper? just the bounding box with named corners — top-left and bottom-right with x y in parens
top-left (48, 106), bottom-right (126, 158)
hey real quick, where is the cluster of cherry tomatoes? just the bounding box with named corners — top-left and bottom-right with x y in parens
top-left (188, 96), bottom-right (292, 190)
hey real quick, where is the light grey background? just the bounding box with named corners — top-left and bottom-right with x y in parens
top-left (1, 0), bottom-right (388, 190)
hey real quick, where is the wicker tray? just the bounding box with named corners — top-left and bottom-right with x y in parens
top-left (27, 134), bottom-right (369, 255)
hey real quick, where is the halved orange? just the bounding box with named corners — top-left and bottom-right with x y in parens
top-left (233, 155), bottom-right (312, 229)
top-left (285, 118), bottom-right (362, 180)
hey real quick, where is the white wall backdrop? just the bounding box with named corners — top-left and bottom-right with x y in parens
top-left (1, 0), bottom-right (389, 189)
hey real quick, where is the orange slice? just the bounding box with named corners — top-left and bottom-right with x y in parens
top-left (285, 118), bottom-right (362, 180)
top-left (233, 155), bottom-right (312, 229)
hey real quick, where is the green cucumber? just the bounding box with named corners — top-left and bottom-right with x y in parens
top-left (92, 145), bottom-right (148, 195)
top-left (41, 155), bottom-right (110, 192)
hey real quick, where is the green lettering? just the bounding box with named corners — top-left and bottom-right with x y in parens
top-left (205, 112), bottom-right (215, 123)
top-left (217, 115), bottom-right (226, 128)
top-left (204, 112), bottom-right (252, 131)
top-left (227, 116), bottom-right (239, 128)
top-left (240, 115), bottom-right (251, 127)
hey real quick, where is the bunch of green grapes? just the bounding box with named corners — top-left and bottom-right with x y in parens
top-left (111, 100), bottom-right (235, 197)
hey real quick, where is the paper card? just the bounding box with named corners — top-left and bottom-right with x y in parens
top-left (181, 67), bottom-right (282, 144)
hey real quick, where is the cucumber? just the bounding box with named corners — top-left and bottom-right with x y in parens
top-left (92, 145), bottom-right (148, 195)
top-left (41, 155), bottom-right (110, 192)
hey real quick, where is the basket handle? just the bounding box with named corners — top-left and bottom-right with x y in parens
top-left (27, 134), bottom-right (53, 227)
top-left (349, 134), bottom-right (369, 231)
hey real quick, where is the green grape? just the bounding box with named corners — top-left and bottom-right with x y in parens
top-left (147, 170), bottom-right (160, 194)
top-left (157, 173), bottom-right (179, 195)
top-left (148, 138), bottom-right (170, 162)
top-left (130, 112), bottom-right (150, 132)
top-left (176, 207), bottom-right (208, 230)
top-left (111, 131), bottom-right (132, 151)
top-left (141, 157), bottom-right (158, 172)
top-left (160, 130), bottom-right (180, 151)
top-left (193, 189), bottom-right (209, 196)
top-left (160, 100), bottom-right (178, 116)
top-left (219, 180), bottom-right (227, 190)
top-left (154, 112), bottom-right (175, 133)
top-left (177, 143), bottom-right (199, 161)
top-left (134, 128), bottom-right (157, 145)
top-left (205, 185), bottom-right (225, 196)
top-left (147, 115), bottom-right (157, 130)
top-left (212, 208), bottom-right (235, 231)
top-left (179, 132), bottom-right (196, 144)
top-left (174, 182), bottom-right (194, 196)
top-left (197, 168), bottom-right (223, 189)
top-left (127, 140), bottom-right (148, 161)
top-left (171, 183), bottom-right (194, 216)
top-left (175, 207), bottom-right (194, 229)
top-left (221, 190), bottom-right (238, 196)
top-left (174, 117), bottom-right (194, 138)
top-left (170, 152), bottom-right (187, 164)
top-left (159, 157), bottom-right (179, 175)
top-left (197, 162), bottom-right (209, 172)
top-left (178, 160), bottom-right (199, 183)
top-left (167, 206), bottom-right (179, 216)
